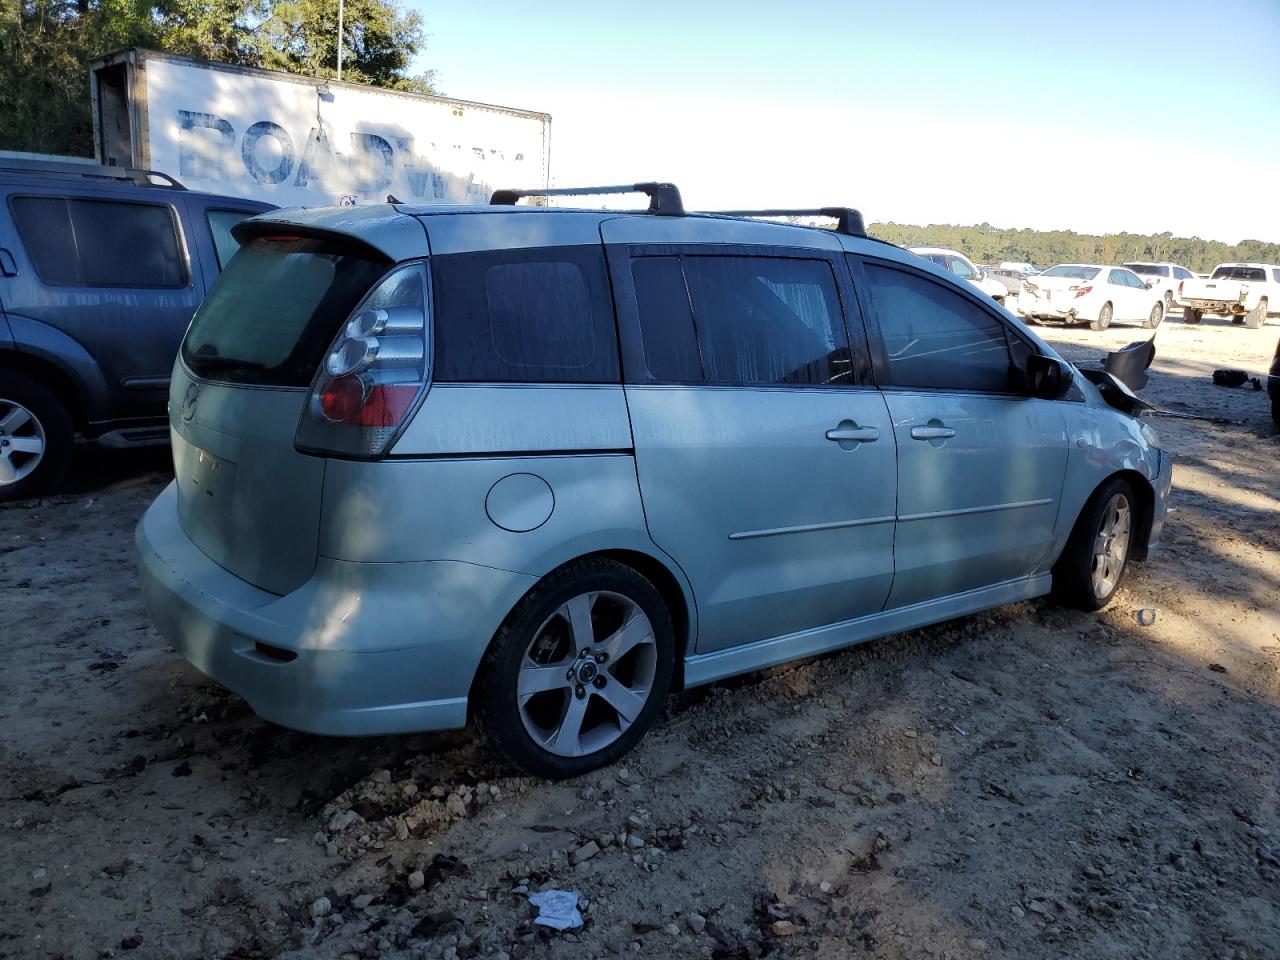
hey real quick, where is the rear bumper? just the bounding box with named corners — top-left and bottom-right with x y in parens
top-left (136, 482), bottom-right (537, 736)
top-left (1019, 299), bottom-right (1078, 321)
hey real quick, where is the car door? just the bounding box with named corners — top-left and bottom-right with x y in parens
top-left (851, 255), bottom-right (1070, 609)
top-left (5, 188), bottom-right (201, 420)
top-left (604, 220), bottom-right (897, 654)
top-left (1106, 268), bottom-right (1141, 321)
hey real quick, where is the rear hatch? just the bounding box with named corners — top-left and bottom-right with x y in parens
top-left (172, 229), bottom-right (397, 595)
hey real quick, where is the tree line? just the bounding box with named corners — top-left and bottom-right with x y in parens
top-left (868, 221), bottom-right (1280, 274)
top-left (0, 0), bottom-right (435, 158)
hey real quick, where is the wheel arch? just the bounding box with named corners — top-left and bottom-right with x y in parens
top-left (1104, 469), bottom-right (1156, 561)
top-left (0, 349), bottom-right (88, 431)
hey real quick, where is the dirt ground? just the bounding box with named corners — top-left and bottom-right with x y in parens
top-left (2, 317), bottom-right (1277, 960)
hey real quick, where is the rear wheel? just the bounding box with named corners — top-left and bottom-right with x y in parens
top-left (0, 373), bottom-right (74, 503)
top-left (1183, 308), bottom-right (1202, 324)
top-left (1052, 476), bottom-right (1136, 611)
top-left (1244, 298), bottom-right (1267, 329)
top-left (474, 558), bottom-right (675, 778)
top-left (1144, 301), bottom-right (1164, 329)
top-left (1163, 291), bottom-right (1174, 315)
top-left (1090, 302), bottom-right (1113, 331)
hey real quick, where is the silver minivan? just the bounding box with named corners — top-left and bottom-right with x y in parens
top-left (137, 184), bottom-right (1173, 777)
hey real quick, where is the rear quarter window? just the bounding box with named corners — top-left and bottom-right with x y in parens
top-left (431, 245), bottom-right (619, 383)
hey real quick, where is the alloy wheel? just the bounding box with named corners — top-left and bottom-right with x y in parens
top-left (0, 399), bottom-right (46, 486)
top-left (1091, 493), bottom-right (1131, 599)
top-left (517, 591), bottom-right (658, 758)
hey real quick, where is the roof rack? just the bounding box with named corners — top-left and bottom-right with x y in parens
top-left (0, 156), bottom-right (185, 190)
top-left (491, 182), bottom-right (684, 216)
top-left (710, 207), bottom-right (867, 238)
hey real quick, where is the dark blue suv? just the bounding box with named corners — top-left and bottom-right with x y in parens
top-left (0, 157), bottom-right (272, 500)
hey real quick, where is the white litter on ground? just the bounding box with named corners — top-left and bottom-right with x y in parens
top-left (529, 889), bottom-right (584, 930)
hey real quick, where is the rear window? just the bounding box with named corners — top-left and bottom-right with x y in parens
top-left (1125, 263), bottom-right (1169, 277)
top-left (431, 245), bottom-right (618, 383)
top-left (1043, 265), bottom-right (1100, 280)
top-left (1210, 265), bottom-right (1266, 281)
top-left (182, 236), bottom-right (390, 386)
top-left (10, 195), bottom-right (186, 288)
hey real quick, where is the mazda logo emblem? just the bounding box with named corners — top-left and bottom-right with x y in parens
top-left (181, 383), bottom-right (200, 422)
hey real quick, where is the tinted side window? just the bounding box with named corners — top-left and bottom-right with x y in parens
top-left (207, 209), bottom-right (256, 269)
top-left (682, 256), bottom-right (851, 386)
top-left (1108, 269), bottom-right (1126, 285)
top-left (10, 196), bottom-right (186, 288)
top-left (432, 245), bottom-right (618, 383)
top-left (947, 256), bottom-right (976, 279)
top-left (864, 262), bottom-right (1012, 393)
top-left (631, 256), bottom-right (702, 381)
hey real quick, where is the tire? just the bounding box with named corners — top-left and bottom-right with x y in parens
top-left (1272, 392), bottom-right (1280, 430)
top-left (1144, 301), bottom-right (1164, 329)
top-left (1052, 476), bottom-right (1137, 611)
top-left (1244, 298), bottom-right (1267, 329)
top-left (1183, 308), bottom-right (1202, 324)
top-left (1090, 302), bottom-right (1113, 331)
top-left (1163, 291), bottom-right (1174, 315)
top-left (474, 557), bottom-right (675, 778)
top-left (0, 372), bottom-right (74, 503)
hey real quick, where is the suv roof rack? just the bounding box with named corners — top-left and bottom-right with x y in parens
top-left (0, 156), bottom-right (185, 190)
top-left (711, 207), bottom-right (867, 238)
top-left (491, 182), bottom-right (684, 216)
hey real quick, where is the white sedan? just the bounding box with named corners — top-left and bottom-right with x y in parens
top-left (908, 247), bottom-right (1010, 303)
top-left (1019, 264), bottom-right (1165, 330)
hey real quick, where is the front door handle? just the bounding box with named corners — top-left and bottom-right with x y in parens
top-left (826, 420), bottom-right (880, 450)
top-left (910, 424), bottom-right (956, 441)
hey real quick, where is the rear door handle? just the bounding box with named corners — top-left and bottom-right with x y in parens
top-left (910, 425), bottom-right (956, 440)
top-left (826, 425), bottom-right (880, 443)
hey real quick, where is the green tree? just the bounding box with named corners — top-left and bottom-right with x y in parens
top-left (0, 0), bottom-right (435, 157)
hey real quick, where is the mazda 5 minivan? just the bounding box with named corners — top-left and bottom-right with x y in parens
top-left (137, 184), bottom-right (1173, 777)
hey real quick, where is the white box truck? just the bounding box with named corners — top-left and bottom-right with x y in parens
top-left (90, 49), bottom-right (550, 207)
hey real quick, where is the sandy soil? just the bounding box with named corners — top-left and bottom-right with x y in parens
top-left (1, 319), bottom-right (1277, 960)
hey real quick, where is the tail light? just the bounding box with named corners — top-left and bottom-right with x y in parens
top-left (296, 262), bottom-right (430, 458)
top-left (1073, 285), bottom-right (1093, 299)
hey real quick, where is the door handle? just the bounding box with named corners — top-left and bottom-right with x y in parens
top-left (910, 425), bottom-right (956, 441)
top-left (826, 425), bottom-right (880, 443)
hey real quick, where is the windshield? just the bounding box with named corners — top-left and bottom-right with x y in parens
top-left (182, 235), bottom-right (390, 386)
top-left (1042, 265), bottom-right (1101, 280)
top-left (1124, 264), bottom-right (1169, 277)
top-left (1210, 265), bottom-right (1266, 282)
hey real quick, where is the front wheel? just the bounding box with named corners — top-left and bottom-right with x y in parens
top-left (474, 558), bottom-right (675, 778)
top-left (1244, 298), bottom-right (1267, 329)
top-left (0, 373), bottom-right (75, 503)
top-left (1144, 301), bottom-right (1164, 329)
top-left (1052, 477), bottom-right (1136, 611)
top-left (1090, 302), bottom-right (1113, 331)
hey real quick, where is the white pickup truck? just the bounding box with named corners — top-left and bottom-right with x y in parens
top-left (1177, 263), bottom-right (1280, 328)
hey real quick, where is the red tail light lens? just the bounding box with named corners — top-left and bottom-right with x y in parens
top-left (1073, 285), bottom-right (1093, 298)
top-left (296, 263), bottom-right (430, 458)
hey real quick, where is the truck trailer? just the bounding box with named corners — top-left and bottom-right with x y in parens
top-left (90, 49), bottom-right (551, 208)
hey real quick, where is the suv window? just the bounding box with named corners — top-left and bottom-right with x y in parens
top-left (10, 196), bottom-right (187, 288)
top-left (631, 257), bottom-right (703, 382)
top-left (207, 209), bottom-right (256, 269)
top-left (947, 256), bottom-right (976, 279)
top-left (1173, 267), bottom-right (1193, 280)
top-left (864, 262), bottom-right (1012, 393)
top-left (432, 245), bottom-right (618, 384)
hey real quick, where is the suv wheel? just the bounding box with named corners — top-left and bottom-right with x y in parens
top-left (1052, 476), bottom-right (1136, 611)
top-left (0, 373), bottom-right (74, 503)
top-left (475, 558), bottom-right (675, 778)
top-left (1245, 298), bottom-right (1267, 329)
top-left (1090, 302), bottom-right (1113, 331)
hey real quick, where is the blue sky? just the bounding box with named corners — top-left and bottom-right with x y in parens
top-left (407, 0), bottom-right (1280, 242)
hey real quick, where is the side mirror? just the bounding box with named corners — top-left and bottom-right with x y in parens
top-left (1026, 354), bottom-right (1073, 399)
top-left (1144, 280), bottom-right (1155, 289)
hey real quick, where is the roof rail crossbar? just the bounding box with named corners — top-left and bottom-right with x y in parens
top-left (490, 182), bottom-right (684, 216)
top-left (711, 207), bottom-right (867, 238)
top-left (0, 156), bottom-right (185, 190)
